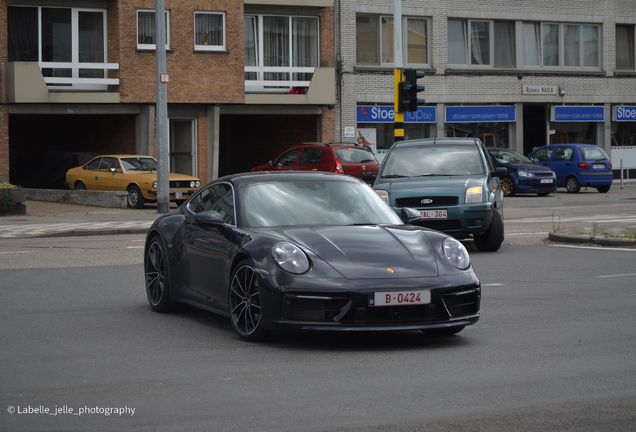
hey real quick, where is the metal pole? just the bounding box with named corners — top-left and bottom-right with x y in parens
top-left (155, 0), bottom-right (170, 213)
top-left (620, 159), bottom-right (624, 189)
top-left (393, 0), bottom-right (403, 143)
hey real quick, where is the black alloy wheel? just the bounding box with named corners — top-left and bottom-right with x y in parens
top-left (565, 176), bottom-right (581, 193)
top-left (500, 176), bottom-right (515, 197)
top-left (229, 260), bottom-right (268, 342)
top-left (127, 184), bottom-right (145, 209)
top-left (145, 237), bottom-right (176, 312)
top-left (74, 181), bottom-right (87, 191)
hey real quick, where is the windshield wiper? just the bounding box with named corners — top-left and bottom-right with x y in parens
top-left (382, 174), bottom-right (408, 178)
top-left (413, 173), bottom-right (445, 177)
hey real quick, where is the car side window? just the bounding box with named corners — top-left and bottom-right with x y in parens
top-left (85, 158), bottom-right (102, 170)
top-left (278, 149), bottom-right (300, 167)
top-left (208, 183), bottom-right (235, 225)
top-left (100, 157), bottom-right (119, 172)
top-left (299, 148), bottom-right (325, 166)
top-left (531, 148), bottom-right (553, 162)
top-left (554, 147), bottom-right (572, 162)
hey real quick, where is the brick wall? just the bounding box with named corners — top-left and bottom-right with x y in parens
top-left (117, 0), bottom-right (245, 104)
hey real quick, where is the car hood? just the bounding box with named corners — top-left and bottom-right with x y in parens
top-left (376, 176), bottom-right (485, 196)
top-left (274, 225), bottom-right (439, 279)
top-left (506, 162), bottom-right (553, 173)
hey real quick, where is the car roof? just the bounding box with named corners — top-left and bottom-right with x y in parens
top-left (89, 154), bottom-right (155, 159)
top-left (218, 170), bottom-right (360, 185)
top-left (392, 138), bottom-right (481, 148)
top-left (298, 142), bottom-right (364, 148)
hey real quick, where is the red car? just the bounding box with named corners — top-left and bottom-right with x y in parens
top-left (252, 143), bottom-right (380, 181)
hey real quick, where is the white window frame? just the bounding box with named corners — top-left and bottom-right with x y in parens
top-left (137, 9), bottom-right (170, 50)
top-left (522, 21), bottom-right (602, 70)
top-left (616, 24), bottom-right (636, 71)
top-left (194, 11), bottom-right (226, 52)
top-left (447, 19), bottom-right (516, 69)
top-left (356, 14), bottom-right (431, 67)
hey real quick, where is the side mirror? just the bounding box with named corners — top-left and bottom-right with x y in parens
top-left (400, 207), bottom-right (422, 225)
top-left (492, 167), bottom-right (507, 179)
top-left (194, 210), bottom-right (224, 226)
top-left (362, 172), bottom-right (377, 184)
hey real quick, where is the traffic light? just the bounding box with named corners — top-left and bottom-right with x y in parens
top-left (397, 69), bottom-right (425, 112)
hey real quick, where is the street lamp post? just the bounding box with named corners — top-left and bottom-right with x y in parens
top-left (155, 0), bottom-right (169, 213)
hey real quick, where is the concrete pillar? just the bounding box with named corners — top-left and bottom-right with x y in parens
top-left (436, 103), bottom-right (445, 138)
top-left (207, 105), bottom-right (220, 181)
top-left (514, 103), bottom-right (523, 153)
top-left (602, 104), bottom-right (611, 153)
top-left (0, 106), bottom-right (9, 183)
top-left (135, 104), bottom-right (155, 156)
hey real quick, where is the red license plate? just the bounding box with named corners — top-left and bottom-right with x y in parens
top-left (420, 209), bottom-right (447, 219)
top-left (369, 290), bottom-right (431, 307)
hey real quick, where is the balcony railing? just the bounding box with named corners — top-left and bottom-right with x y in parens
top-left (38, 62), bottom-right (119, 91)
top-left (245, 66), bottom-right (315, 93)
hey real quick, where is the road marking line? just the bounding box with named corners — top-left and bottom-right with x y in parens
top-left (549, 244), bottom-right (636, 252)
top-left (0, 251), bottom-right (33, 254)
top-left (596, 273), bottom-right (636, 278)
top-left (127, 246), bottom-right (144, 249)
top-left (481, 283), bottom-right (505, 286)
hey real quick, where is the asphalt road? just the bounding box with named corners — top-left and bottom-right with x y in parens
top-left (1, 233), bottom-right (635, 431)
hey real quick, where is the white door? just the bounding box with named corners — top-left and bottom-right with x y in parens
top-left (169, 119), bottom-right (197, 176)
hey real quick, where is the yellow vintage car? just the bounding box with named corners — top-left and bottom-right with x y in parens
top-left (65, 155), bottom-right (201, 209)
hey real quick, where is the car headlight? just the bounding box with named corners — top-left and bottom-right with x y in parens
top-left (375, 189), bottom-right (389, 205)
top-left (518, 171), bottom-right (533, 178)
top-left (190, 181), bottom-right (200, 188)
top-left (272, 242), bottom-right (310, 275)
top-left (152, 181), bottom-right (158, 189)
top-left (442, 237), bottom-right (470, 270)
top-left (465, 186), bottom-right (483, 203)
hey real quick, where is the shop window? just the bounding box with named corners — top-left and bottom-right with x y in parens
top-left (357, 15), bottom-right (430, 66)
top-left (523, 22), bottom-right (600, 69)
top-left (194, 12), bottom-right (225, 51)
top-left (616, 25), bottom-right (635, 70)
top-left (549, 122), bottom-right (597, 144)
top-left (448, 19), bottom-right (515, 68)
top-left (137, 10), bottom-right (170, 50)
top-left (611, 122), bottom-right (636, 146)
top-left (445, 123), bottom-right (510, 148)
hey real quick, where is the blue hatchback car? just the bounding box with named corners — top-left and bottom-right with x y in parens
top-left (487, 147), bottom-right (557, 197)
top-left (527, 144), bottom-right (613, 193)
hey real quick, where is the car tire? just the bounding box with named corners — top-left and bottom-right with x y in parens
top-left (127, 184), bottom-right (145, 209)
top-left (145, 236), bottom-right (177, 313)
top-left (474, 210), bottom-right (504, 252)
top-left (229, 259), bottom-right (269, 342)
top-left (597, 185), bottom-right (611, 193)
top-left (422, 326), bottom-right (465, 336)
top-left (500, 176), bottom-right (515, 197)
top-left (537, 192), bottom-right (550, 197)
top-left (565, 176), bottom-right (581, 193)
top-left (74, 181), bottom-right (87, 191)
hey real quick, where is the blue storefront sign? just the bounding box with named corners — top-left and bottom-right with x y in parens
top-left (615, 106), bottom-right (636, 122)
top-left (357, 106), bottom-right (436, 123)
top-left (445, 106), bottom-right (516, 123)
top-left (552, 106), bottom-right (605, 122)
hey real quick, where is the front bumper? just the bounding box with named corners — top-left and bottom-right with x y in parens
top-left (392, 203), bottom-right (495, 238)
top-left (515, 177), bottom-right (557, 194)
top-left (258, 271), bottom-right (481, 332)
top-left (147, 189), bottom-right (197, 200)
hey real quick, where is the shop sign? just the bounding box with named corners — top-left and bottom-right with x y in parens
top-left (522, 85), bottom-right (558, 95)
top-left (445, 106), bottom-right (516, 123)
top-left (552, 106), bottom-right (604, 122)
top-left (357, 106), bottom-right (436, 123)
top-left (614, 106), bottom-right (636, 122)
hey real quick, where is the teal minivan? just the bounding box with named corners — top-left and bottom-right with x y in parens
top-left (370, 138), bottom-right (507, 252)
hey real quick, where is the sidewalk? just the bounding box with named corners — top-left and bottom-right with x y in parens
top-left (1, 196), bottom-right (635, 247)
top-left (0, 200), bottom-right (164, 239)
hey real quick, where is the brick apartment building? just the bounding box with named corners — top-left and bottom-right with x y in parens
top-left (0, 0), bottom-right (336, 186)
top-left (334, 0), bottom-right (636, 180)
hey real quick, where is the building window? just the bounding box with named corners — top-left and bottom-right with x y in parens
top-left (7, 6), bottom-right (109, 90)
top-left (194, 12), bottom-right (225, 51)
top-left (448, 19), bottom-right (515, 68)
top-left (244, 14), bottom-right (319, 93)
top-left (523, 22), bottom-right (600, 69)
top-left (616, 25), bottom-right (635, 70)
top-left (137, 10), bottom-right (170, 50)
top-left (356, 15), bottom-right (430, 66)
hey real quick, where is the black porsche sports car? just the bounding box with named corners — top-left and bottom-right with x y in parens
top-left (144, 171), bottom-right (481, 341)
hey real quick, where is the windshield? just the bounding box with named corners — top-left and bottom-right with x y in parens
top-left (489, 149), bottom-right (532, 164)
top-left (121, 157), bottom-right (157, 172)
top-left (242, 179), bottom-right (402, 228)
top-left (381, 145), bottom-right (484, 177)
top-left (334, 147), bottom-right (376, 163)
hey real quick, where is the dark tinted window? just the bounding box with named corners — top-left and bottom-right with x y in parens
top-left (277, 149), bottom-right (300, 167)
top-left (299, 148), bottom-right (325, 165)
top-left (530, 147), bottom-right (554, 162)
top-left (334, 147), bottom-right (376, 163)
top-left (190, 183), bottom-right (234, 224)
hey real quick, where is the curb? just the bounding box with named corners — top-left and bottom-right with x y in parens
top-left (22, 227), bottom-right (150, 239)
top-left (548, 232), bottom-right (636, 247)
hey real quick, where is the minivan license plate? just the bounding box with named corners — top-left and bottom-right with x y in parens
top-left (369, 290), bottom-right (431, 307)
top-left (420, 209), bottom-right (447, 219)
